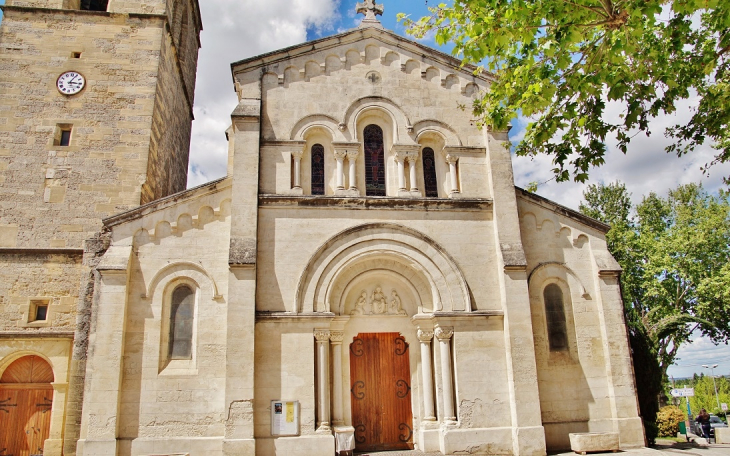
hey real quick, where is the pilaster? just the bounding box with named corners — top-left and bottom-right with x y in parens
top-left (77, 244), bottom-right (133, 456)
top-left (222, 98), bottom-right (262, 455)
top-left (483, 128), bottom-right (546, 455)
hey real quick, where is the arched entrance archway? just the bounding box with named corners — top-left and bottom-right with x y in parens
top-left (0, 355), bottom-right (54, 456)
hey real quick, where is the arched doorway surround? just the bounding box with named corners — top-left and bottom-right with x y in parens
top-left (306, 224), bottom-right (467, 449)
top-left (295, 222), bottom-right (472, 315)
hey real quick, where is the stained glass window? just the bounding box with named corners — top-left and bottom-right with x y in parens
top-left (311, 144), bottom-right (325, 195)
top-left (170, 285), bottom-right (194, 360)
top-left (364, 124), bottom-right (385, 196)
top-left (544, 284), bottom-right (568, 351)
top-left (422, 147), bottom-right (438, 197)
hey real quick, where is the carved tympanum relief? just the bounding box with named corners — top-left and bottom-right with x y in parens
top-left (350, 286), bottom-right (407, 316)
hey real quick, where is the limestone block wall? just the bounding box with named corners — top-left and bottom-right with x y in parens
top-left (0, 252), bottom-right (84, 331)
top-left (90, 182), bottom-right (232, 455)
top-left (0, 9), bottom-right (161, 247)
top-left (516, 192), bottom-right (642, 449)
top-left (232, 34), bottom-right (492, 200)
top-left (255, 205), bottom-right (498, 314)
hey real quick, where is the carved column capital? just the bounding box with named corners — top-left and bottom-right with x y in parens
top-left (406, 150), bottom-right (419, 163)
top-left (329, 331), bottom-right (344, 344)
top-left (417, 329), bottom-right (434, 342)
top-left (346, 150), bottom-right (359, 160)
top-left (445, 154), bottom-right (459, 165)
top-left (334, 150), bottom-right (347, 160)
top-left (314, 329), bottom-right (331, 342)
top-left (435, 326), bottom-right (454, 341)
top-left (393, 151), bottom-right (407, 163)
top-left (291, 149), bottom-right (304, 160)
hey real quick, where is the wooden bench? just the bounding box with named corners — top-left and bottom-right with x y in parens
top-left (569, 432), bottom-right (620, 455)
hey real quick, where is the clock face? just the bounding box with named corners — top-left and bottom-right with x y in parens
top-left (56, 71), bottom-right (85, 95)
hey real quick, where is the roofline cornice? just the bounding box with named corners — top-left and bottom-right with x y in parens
top-left (515, 186), bottom-right (611, 233)
top-left (103, 177), bottom-right (231, 228)
top-left (230, 27), bottom-right (495, 83)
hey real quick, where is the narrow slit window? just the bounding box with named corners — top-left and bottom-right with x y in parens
top-left (169, 285), bottom-right (194, 360)
top-left (80, 0), bottom-right (109, 11)
top-left (544, 284), bottom-right (568, 351)
top-left (35, 305), bottom-right (48, 321)
top-left (364, 124), bottom-right (385, 196)
top-left (60, 130), bottom-right (72, 146)
top-left (422, 147), bottom-right (438, 197)
top-left (311, 144), bottom-right (325, 195)
top-left (72, 52), bottom-right (82, 59)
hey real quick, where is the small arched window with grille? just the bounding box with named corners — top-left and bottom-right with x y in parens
top-left (311, 144), bottom-right (325, 195)
top-left (543, 284), bottom-right (568, 352)
top-left (422, 147), bottom-right (438, 197)
top-left (364, 124), bottom-right (386, 196)
top-left (169, 285), bottom-right (194, 360)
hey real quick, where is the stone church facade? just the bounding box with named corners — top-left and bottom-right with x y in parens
top-left (0, 1), bottom-right (646, 455)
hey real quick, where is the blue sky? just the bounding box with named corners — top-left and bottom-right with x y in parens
top-left (1, 0), bottom-right (728, 379)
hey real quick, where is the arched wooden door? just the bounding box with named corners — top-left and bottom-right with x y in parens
top-left (350, 333), bottom-right (413, 451)
top-left (0, 355), bottom-right (54, 456)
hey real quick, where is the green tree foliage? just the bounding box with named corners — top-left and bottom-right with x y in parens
top-left (400, 1), bottom-right (730, 182)
top-left (657, 406), bottom-right (685, 437)
top-left (675, 374), bottom-right (730, 417)
top-left (580, 183), bottom-right (730, 380)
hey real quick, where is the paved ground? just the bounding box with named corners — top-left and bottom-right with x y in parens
top-left (351, 439), bottom-right (730, 455)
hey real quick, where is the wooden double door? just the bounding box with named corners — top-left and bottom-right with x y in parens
top-left (349, 332), bottom-right (414, 452)
top-left (0, 386), bottom-right (53, 456)
top-left (0, 356), bottom-right (54, 456)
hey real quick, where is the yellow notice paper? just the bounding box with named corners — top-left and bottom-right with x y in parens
top-left (286, 402), bottom-right (294, 423)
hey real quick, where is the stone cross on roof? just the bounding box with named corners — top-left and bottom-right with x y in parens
top-left (356, 0), bottom-right (385, 29)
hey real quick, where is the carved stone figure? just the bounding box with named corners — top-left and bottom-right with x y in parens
top-left (371, 286), bottom-right (387, 314)
top-left (390, 290), bottom-right (406, 315)
top-left (351, 291), bottom-right (367, 315)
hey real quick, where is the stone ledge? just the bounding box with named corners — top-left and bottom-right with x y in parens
top-left (569, 432), bottom-right (620, 454)
top-left (259, 194), bottom-right (493, 212)
top-left (0, 5), bottom-right (166, 20)
top-left (0, 331), bottom-right (75, 339)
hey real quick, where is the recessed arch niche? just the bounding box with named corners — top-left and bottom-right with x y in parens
top-left (296, 223), bottom-right (471, 314)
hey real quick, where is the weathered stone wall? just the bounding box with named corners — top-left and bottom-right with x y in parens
top-left (0, 8), bottom-right (164, 247)
top-left (517, 193), bottom-right (644, 450)
top-left (0, 251), bottom-right (84, 331)
top-left (141, 0), bottom-right (200, 203)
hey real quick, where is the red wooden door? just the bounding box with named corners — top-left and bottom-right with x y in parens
top-left (350, 333), bottom-right (413, 452)
top-left (0, 356), bottom-right (54, 456)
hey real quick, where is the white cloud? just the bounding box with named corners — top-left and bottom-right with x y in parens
top-left (188, 0), bottom-right (342, 186)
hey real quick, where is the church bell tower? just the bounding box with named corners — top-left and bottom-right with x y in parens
top-left (0, 1), bottom-right (201, 455)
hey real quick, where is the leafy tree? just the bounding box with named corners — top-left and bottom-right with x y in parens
top-left (580, 182), bottom-right (730, 380)
top-left (673, 374), bottom-right (730, 418)
top-left (400, 1), bottom-right (730, 183)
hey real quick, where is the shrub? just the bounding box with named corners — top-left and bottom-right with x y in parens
top-left (656, 406), bottom-right (684, 437)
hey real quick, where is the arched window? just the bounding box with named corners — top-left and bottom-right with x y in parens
top-left (544, 284), bottom-right (568, 351)
top-left (169, 285), bottom-right (194, 359)
top-left (311, 143), bottom-right (325, 195)
top-left (364, 124), bottom-right (385, 196)
top-left (422, 147), bottom-right (438, 197)
top-left (80, 0), bottom-right (108, 11)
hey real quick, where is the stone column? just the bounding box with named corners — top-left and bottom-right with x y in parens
top-left (330, 331), bottom-right (345, 426)
top-left (417, 329), bottom-right (436, 421)
top-left (446, 154), bottom-right (459, 194)
top-left (291, 149), bottom-right (303, 189)
top-left (315, 329), bottom-right (331, 432)
top-left (394, 152), bottom-right (407, 191)
top-left (346, 150), bottom-right (358, 190)
top-left (407, 151), bottom-right (419, 192)
top-left (334, 150), bottom-right (346, 190)
top-left (435, 326), bottom-right (456, 423)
